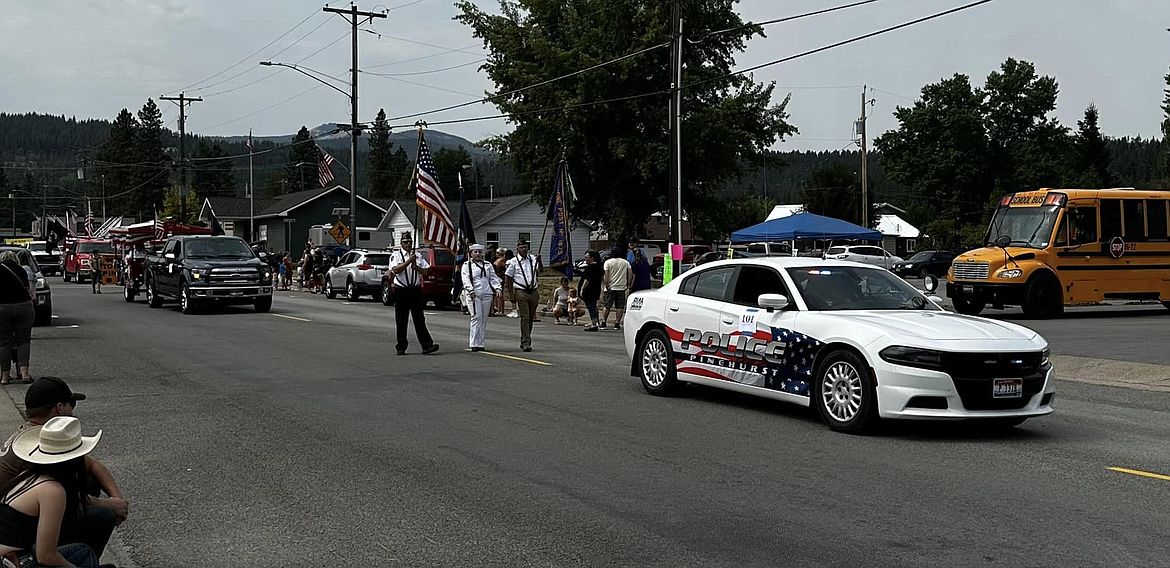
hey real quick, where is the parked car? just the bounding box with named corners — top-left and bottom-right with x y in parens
top-left (742, 241), bottom-right (792, 256)
top-left (892, 250), bottom-right (957, 278)
top-left (823, 245), bottom-right (903, 269)
top-left (0, 246), bottom-right (52, 326)
top-left (693, 250), bottom-right (761, 267)
top-left (324, 249), bottom-right (392, 301)
top-left (652, 245), bottom-right (712, 279)
top-left (380, 246), bottom-right (456, 308)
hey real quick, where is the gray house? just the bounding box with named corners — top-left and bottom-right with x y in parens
top-left (377, 195), bottom-right (591, 255)
top-left (198, 186), bottom-right (388, 253)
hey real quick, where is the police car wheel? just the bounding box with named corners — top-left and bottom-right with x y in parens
top-left (814, 349), bottom-right (878, 434)
top-left (638, 328), bottom-right (680, 395)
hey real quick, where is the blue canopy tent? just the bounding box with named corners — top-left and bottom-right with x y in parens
top-left (730, 212), bottom-right (882, 249)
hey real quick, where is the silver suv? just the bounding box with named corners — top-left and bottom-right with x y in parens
top-left (324, 250), bottom-right (392, 301)
top-left (823, 245), bottom-right (904, 269)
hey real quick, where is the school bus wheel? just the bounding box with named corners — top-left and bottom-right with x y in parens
top-left (952, 296), bottom-right (984, 316)
top-left (1022, 271), bottom-right (1063, 319)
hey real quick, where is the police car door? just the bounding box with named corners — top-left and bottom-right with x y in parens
top-left (667, 266), bottom-right (734, 381)
top-left (720, 264), bottom-right (806, 393)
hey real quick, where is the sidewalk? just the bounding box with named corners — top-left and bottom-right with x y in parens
top-left (0, 385), bottom-right (137, 568)
top-left (1051, 354), bottom-right (1170, 393)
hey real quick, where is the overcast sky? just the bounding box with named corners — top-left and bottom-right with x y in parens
top-left (2, 0), bottom-right (1167, 152)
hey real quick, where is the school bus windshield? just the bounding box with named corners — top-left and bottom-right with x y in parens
top-left (985, 205), bottom-right (1060, 249)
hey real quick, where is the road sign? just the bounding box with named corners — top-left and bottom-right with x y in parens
top-left (329, 221), bottom-right (351, 244)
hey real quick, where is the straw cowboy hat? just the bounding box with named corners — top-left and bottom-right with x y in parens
top-left (11, 417), bottom-right (101, 465)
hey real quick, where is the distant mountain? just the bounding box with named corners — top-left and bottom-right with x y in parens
top-left (214, 123), bottom-right (492, 160)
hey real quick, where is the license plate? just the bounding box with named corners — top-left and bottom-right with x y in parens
top-left (992, 378), bottom-right (1023, 398)
top-left (962, 285), bottom-right (974, 293)
top-left (230, 290), bottom-right (243, 297)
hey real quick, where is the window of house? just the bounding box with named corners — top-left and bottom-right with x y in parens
top-left (1124, 200), bottom-right (1145, 240)
top-left (1100, 199), bottom-right (1122, 240)
top-left (1146, 200), bottom-right (1168, 241)
top-left (519, 232), bottom-right (531, 244)
top-left (258, 225), bottom-right (268, 242)
top-left (486, 232), bottom-right (500, 250)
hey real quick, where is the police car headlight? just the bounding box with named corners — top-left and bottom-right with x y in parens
top-left (879, 346), bottom-right (946, 371)
top-left (998, 269), bottom-right (1023, 279)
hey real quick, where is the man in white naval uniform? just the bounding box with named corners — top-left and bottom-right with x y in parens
top-left (461, 244), bottom-right (502, 351)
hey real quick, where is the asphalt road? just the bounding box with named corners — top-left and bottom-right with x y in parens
top-left (14, 283), bottom-right (1170, 567)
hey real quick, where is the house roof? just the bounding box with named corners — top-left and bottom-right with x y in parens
top-left (383, 195), bottom-right (535, 229)
top-left (876, 214), bottom-right (920, 238)
top-left (203, 186), bottom-right (387, 221)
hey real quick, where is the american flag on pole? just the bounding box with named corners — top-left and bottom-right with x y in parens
top-left (84, 203), bottom-right (94, 237)
top-left (415, 136), bottom-right (458, 253)
top-left (317, 146), bottom-right (336, 187)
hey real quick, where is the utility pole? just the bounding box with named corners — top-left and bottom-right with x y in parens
top-left (857, 85), bottom-right (874, 227)
top-left (324, 3), bottom-right (386, 248)
top-left (160, 93), bottom-right (202, 222)
top-left (668, 0), bottom-right (684, 244)
top-left (249, 129), bottom-right (254, 240)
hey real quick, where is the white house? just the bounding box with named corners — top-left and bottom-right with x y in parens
top-left (376, 195), bottom-right (591, 255)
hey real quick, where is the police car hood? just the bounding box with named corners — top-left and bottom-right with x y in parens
top-left (814, 310), bottom-right (1040, 343)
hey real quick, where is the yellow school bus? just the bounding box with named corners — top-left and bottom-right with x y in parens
top-left (947, 188), bottom-right (1170, 318)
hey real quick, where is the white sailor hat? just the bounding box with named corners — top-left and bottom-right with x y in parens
top-left (469, 244), bottom-right (485, 252)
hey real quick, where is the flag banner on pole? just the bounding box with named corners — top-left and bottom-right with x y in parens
top-left (317, 146), bottom-right (336, 187)
top-left (414, 135), bottom-right (459, 254)
top-left (457, 187), bottom-right (477, 260)
top-left (547, 162), bottom-right (573, 279)
top-left (210, 214), bottom-right (225, 236)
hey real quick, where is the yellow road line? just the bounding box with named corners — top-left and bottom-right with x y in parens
top-left (272, 314), bottom-right (311, 322)
top-left (1108, 466), bottom-right (1170, 482)
top-left (474, 350), bottom-right (553, 366)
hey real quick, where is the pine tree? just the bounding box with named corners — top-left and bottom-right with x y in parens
top-left (1160, 69), bottom-right (1170, 186)
top-left (94, 109), bottom-right (139, 215)
top-left (192, 140), bottom-right (237, 197)
top-left (285, 127), bottom-right (318, 193)
top-left (1073, 103), bottom-right (1112, 188)
top-left (133, 99), bottom-right (169, 218)
top-left (368, 109), bottom-right (410, 199)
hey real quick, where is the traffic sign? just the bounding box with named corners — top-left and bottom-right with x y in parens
top-left (329, 221), bottom-right (351, 244)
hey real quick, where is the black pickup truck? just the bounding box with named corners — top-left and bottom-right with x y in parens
top-left (145, 235), bottom-right (274, 314)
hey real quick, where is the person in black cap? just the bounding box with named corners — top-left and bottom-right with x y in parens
top-left (389, 233), bottom-right (439, 355)
top-left (0, 378), bottom-right (126, 560)
top-left (504, 238), bottom-right (541, 352)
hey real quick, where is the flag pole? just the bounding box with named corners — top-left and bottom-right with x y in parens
top-left (248, 129), bottom-right (254, 240)
top-left (537, 156), bottom-right (563, 267)
top-left (411, 123), bottom-right (426, 246)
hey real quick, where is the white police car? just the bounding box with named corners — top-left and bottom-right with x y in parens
top-left (623, 257), bottom-right (1054, 434)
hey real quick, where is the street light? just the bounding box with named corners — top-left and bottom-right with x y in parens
top-left (261, 60), bottom-right (358, 247)
top-left (461, 163), bottom-right (479, 200)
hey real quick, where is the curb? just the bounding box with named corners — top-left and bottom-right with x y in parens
top-left (0, 386), bottom-right (137, 568)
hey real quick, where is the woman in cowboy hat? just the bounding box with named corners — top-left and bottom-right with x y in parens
top-left (0, 416), bottom-right (101, 567)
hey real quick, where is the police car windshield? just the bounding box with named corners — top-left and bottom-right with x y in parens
top-left (786, 266), bottom-right (939, 311)
top-left (186, 238), bottom-right (255, 258)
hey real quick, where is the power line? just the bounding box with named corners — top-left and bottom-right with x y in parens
top-left (188, 15), bottom-right (334, 94)
top-left (195, 85), bottom-right (324, 133)
top-left (364, 42), bottom-right (482, 70)
top-left (387, 89), bottom-right (670, 130)
top-left (360, 31), bottom-right (483, 58)
top-left (692, 0), bottom-right (882, 42)
top-left (386, 41), bottom-right (670, 122)
top-left (684, 0), bottom-right (999, 92)
top-left (200, 31), bottom-right (349, 98)
top-left (188, 128), bottom-right (343, 162)
top-left (360, 71), bottom-right (482, 97)
top-left (872, 87), bottom-right (915, 101)
top-left (368, 58), bottom-right (485, 76)
top-left (166, 8), bottom-right (321, 95)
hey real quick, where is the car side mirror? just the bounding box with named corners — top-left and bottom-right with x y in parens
top-left (164, 253), bottom-right (176, 261)
top-left (923, 274), bottom-right (938, 293)
top-left (758, 293), bottom-right (789, 312)
top-left (995, 235), bottom-right (1011, 249)
top-left (927, 295), bottom-right (944, 304)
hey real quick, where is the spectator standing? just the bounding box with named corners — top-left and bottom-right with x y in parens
top-left (578, 250), bottom-right (603, 332)
top-left (389, 233), bottom-right (439, 355)
top-left (601, 247), bottom-right (633, 330)
top-left (504, 239), bottom-right (540, 352)
top-left (0, 251), bottom-right (34, 385)
top-left (626, 237), bottom-right (652, 293)
top-left (301, 249), bottom-right (315, 293)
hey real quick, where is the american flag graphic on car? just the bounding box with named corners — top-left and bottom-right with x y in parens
top-left (665, 325), bottom-right (824, 396)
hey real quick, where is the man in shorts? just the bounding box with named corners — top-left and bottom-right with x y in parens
top-left (601, 246), bottom-right (633, 329)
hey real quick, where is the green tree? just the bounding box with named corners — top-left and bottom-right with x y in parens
top-left (133, 99), bottom-right (169, 218)
top-left (982, 59), bottom-right (1070, 194)
top-left (455, 0), bottom-right (797, 238)
top-left (192, 140), bottom-right (237, 197)
top-left (285, 126), bottom-right (318, 193)
top-left (368, 109), bottom-right (413, 199)
top-left (162, 187), bottom-right (199, 224)
top-left (1072, 103), bottom-right (1112, 188)
top-left (432, 145), bottom-right (477, 196)
top-left (802, 163), bottom-right (866, 225)
top-left (1159, 68), bottom-right (1170, 186)
top-left (94, 109), bottom-right (139, 213)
